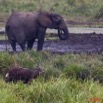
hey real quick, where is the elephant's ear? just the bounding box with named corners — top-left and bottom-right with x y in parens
top-left (49, 13), bottom-right (62, 25)
top-left (37, 12), bottom-right (62, 28)
top-left (37, 12), bottom-right (53, 28)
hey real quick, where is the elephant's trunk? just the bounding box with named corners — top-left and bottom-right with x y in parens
top-left (58, 28), bottom-right (69, 40)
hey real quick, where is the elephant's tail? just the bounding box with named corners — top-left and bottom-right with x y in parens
top-left (5, 25), bottom-right (10, 35)
top-left (5, 25), bottom-right (10, 51)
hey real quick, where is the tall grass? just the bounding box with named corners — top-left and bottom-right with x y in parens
top-left (0, 51), bottom-right (103, 78)
top-left (0, 0), bottom-right (103, 27)
top-left (0, 0), bottom-right (103, 19)
top-left (0, 51), bottom-right (103, 102)
top-left (0, 77), bottom-right (103, 103)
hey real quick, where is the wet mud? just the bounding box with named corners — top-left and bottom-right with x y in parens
top-left (0, 33), bottom-right (103, 53)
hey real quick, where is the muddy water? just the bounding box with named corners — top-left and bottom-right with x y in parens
top-left (0, 33), bottom-right (103, 53)
top-left (1, 27), bottom-right (103, 34)
top-left (0, 27), bottom-right (103, 53)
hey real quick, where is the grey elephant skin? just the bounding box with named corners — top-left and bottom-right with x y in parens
top-left (5, 11), bottom-right (69, 51)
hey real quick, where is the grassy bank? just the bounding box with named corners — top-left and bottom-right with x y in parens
top-left (0, 0), bottom-right (103, 27)
top-left (0, 0), bottom-right (103, 18)
top-left (0, 51), bottom-right (103, 103)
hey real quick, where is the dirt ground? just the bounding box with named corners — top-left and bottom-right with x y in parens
top-left (0, 33), bottom-right (103, 53)
top-left (43, 33), bottom-right (103, 53)
top-left (0, 18), bottom-right (103, 53)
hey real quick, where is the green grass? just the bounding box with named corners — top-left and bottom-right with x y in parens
top-left (0, 0), bottom-right (103, 27)
top-left (0, 78), bottom-right (103, 103)
top-left (0, 0), bottom-right (102, 17)
top-left (0, 51), bottom-right (103, 103)
top-left (0, 35), bottom-right (5, 40)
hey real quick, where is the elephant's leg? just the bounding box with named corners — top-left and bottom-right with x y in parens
top-left (27, 39), bottom-right (35, 50)
top-left (37, 28), bottom-right (46, 51)
top-left (19, 42), bottom-right (26, 51)
top-left (10, 40), bottom-right (16, 52)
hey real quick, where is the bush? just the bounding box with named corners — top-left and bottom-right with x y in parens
top-left (95, 6), bottom-right (103, 19)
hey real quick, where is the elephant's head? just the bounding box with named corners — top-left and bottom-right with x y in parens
top-left (37, 11), bottom-right (69, 40)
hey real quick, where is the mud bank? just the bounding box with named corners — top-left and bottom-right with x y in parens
top-left (0, 33), bottom-right (103, 53)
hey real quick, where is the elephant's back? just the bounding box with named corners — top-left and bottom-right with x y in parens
top-left (5, 11), bottom-right (39, 41)
top-left (6, 11), bottom-right (38, 26)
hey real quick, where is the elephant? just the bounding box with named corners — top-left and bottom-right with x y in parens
top-left (5, 11), bottom-right (69, 51)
